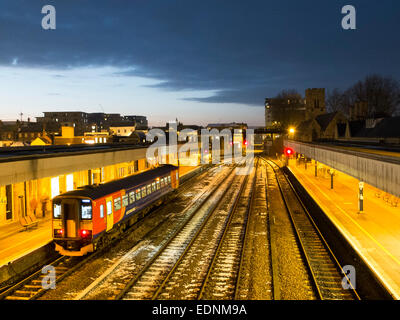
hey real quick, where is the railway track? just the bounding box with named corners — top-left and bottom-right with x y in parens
top-left (74, 164), bottom-right (240, 300)
top-left (0, 256), bottom-right (81, 300)
top-left (117, 166), bottom-right (245, 300)
top-left (148, 163), bottom-right (256, 300)
top-left (235, 160), bottom-right (271, 300)
top-left (262, 157), bottom-right (360, 300)
top-left (0, 164), bottom-right (214, 301)
top-left (197, 163), bottom-right (256, 300)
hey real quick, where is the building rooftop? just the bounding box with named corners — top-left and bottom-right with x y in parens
top-left (315, 112), bottom-right (339, 132)
top-left (352, 116), bottom-right (400, 138)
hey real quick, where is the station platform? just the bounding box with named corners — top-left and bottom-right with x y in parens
top-left (0, 165), bottom-right (202, 268)
top-left (313, 143), bottom-right (400, 159)
top-left (287, 158), bottom-right (400, 299)
top-left (178, 165), bottom-right (200, 177)
top-left (0, 217), bottom-right (52, 268)
top-left (337, 145), bottom-right (400, 159)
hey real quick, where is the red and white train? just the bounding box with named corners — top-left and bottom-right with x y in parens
top-left (52, 164), bottom-right (179, 256)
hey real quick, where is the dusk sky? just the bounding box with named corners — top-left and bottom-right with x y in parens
top-left (0, 1), bottom-right (399, 126)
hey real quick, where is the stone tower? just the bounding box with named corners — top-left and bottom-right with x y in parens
top-left (305, 88), bottom-right (326, 120)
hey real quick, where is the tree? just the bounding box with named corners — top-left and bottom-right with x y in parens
top-left (275, 89), bottom-right (302, 101)
top-left (270, 89), bottom-right (305, 128)
top-left (326, 88), bottom-right (345, 113)
top-left (346, 74), bottom-right (400, 117)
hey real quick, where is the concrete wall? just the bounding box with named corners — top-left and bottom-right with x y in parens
top-left (284, 140), bottom-right (400, 197)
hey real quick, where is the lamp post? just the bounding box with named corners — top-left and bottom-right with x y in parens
top-left (358, 182), bottom-right (364, 213)
top-left (288, 127), bottom-right (295, 140)
top-left (329, 168), bottom-right (335, 189)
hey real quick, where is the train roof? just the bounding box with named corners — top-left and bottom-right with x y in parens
top-left (54, 164), bottom-right (178, 200)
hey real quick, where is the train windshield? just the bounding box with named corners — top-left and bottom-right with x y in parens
top-left (81, 199), bottom-right (92, 220)
top-left (53, 202), bottom-right (61, 219)
top-left (53, 199), bottom-right (91, 220)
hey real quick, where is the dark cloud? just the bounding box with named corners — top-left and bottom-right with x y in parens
top-left (0, 0), bottom-right (399, 106)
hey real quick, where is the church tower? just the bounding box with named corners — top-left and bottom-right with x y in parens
top-left (305, 88), bottom-right (326, 120)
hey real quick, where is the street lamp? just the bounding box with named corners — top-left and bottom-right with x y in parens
top-left (288, 127), bottom-right (295, 140)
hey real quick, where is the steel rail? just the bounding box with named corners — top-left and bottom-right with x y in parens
top-left (197, 164), bottom-right (254, 300)
top-left (114, 165), bottom-right (238, 300)
top-left (262, 156), bottom-right (360, 300)
top-left (150, 169), bottom-right (248, 299)
top-left (233, 159), bottom-right (258, 299)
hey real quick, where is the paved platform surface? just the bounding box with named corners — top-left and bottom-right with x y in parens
top-left (0, 165), bottom-right (201, 268)
top-left (287, 158), bottom-right (400, 299)
top-left (178, 165), bottom-right (200, 177)
top-left (0, 217), bottom-right (52, 267)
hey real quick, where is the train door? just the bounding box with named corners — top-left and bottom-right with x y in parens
top-left (63, 199), bottom-right (79, 238)
top-left (106, 196), bottom-right (113, 232)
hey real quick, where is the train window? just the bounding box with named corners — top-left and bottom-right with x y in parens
top-left (147, 184), bottom-right (152, 195)
top-left (129, 191), bottom-right (135, 204)
top-left (160, 178), bottom-right (165, 188)
top-left (152, 182), bottom-right (156, 192)
top-left (141, 186), bottom-right (146, 198)
top-left (100, 204), bottom-right (104, 218)
top-left (53, 203), bottom-right (61, 219)
top-left (156, 181), bottom-right (160, 190)
top-left (114, 197), bottom-right (121, 211)
top-left (122, 195), bottom-right (129, 207)
top-left (168, 176), bottom-right (171, 183)
top-left (106, 201), bottom-right (112, 215)
top-left (81, 200), bottom-right (92, 220)
top-left (136, 189), bottom-right (141, 201)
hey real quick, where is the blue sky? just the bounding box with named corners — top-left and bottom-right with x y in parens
top-left (0, 1), bottom-right (399, 126)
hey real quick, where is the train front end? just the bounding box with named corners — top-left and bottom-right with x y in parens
top-left (52, 196), bottom-right (94, 256)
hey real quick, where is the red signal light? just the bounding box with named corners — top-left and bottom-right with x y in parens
top-left (244, 140), bottom-right (248, 146)
top-left (80, 229), bottom-right (92, 238)
top-left (284, 147), bottom-right (294, 157)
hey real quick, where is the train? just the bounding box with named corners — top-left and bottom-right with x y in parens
top-left (52, 164), bottom-right (179, 256)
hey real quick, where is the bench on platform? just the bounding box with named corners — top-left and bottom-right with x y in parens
top-left (19, 214), bottom-right (39, 231)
